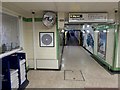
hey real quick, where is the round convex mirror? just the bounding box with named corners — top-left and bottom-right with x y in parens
top-left (42, 12), bottom-right (56, 28)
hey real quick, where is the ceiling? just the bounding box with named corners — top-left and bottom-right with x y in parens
top-left (2, 0), bottom-right (120, 2)
top-left (2, 2), bottom-right (119, 17)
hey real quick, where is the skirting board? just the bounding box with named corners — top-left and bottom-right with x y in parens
top-left (36, 59), bottom-right (59, 69)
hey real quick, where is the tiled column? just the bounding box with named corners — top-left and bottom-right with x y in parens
top-left (93, 30), bottom-right (98, 55)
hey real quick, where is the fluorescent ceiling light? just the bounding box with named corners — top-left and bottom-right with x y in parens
top-left (95, 30), bottom-right (99, 32)
top-left (103, 30), bottom-right (107, 33)
top-left (82, 31), bottom-right (85, 33)
top-left (82, 25), bottom-right (85, 29)
top-left (61, 29), bottom-right (64, 33)
top-left (87, 25), bottom-right (90, 28)
top-left (86, 30), bottom-right (90, 33)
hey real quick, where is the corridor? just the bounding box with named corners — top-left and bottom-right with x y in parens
top-left (66, 31), bottom-right (79, 46)
top-left (1, 2), bottom-right (120, 89)
top-left (26, 46), bottom-right (118, 88)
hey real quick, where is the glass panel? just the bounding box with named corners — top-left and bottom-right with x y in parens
top-left (96, 24), bottom-right (115, 66)
top-left (1, 13), bottom-right (20, 53)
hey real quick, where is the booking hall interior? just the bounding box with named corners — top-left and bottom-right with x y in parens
top-left (0, 0), bottom-right (120, 89)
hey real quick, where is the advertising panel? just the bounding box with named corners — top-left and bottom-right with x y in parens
top-left (82, 26), bottom-right (94, 53)
top-left (98, 30), bottom-right (107, 59)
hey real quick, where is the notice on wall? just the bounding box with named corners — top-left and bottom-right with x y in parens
top-left (98, 30), bottom-right (107, 59)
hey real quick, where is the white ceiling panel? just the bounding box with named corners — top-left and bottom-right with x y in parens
top-left (2, 2), bottom-right (118, 17)
top-left (56, 2), bottom-right (118, 12)
top-left (2, 0), bottom-right (120, 2)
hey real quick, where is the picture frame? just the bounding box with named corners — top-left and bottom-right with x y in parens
top-left (39, 32), bottom-right (54, 47)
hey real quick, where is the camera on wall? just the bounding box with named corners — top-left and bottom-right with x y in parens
top-left (115, 9), bottom-right (118, 13)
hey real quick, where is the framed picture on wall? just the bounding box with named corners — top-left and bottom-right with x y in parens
top-left (39, 32), bottom-right (54, 47)
top-left (97, 30), bottom-right (107, 59)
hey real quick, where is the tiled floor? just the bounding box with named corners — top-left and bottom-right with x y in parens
top-left (26, 46), bottom-right (118, 88)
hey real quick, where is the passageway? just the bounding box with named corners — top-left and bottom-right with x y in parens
top-left (27, 46), bottom-right (118, 88)
top-left (1, 2), bottom-right (120, 89)
top-left (66, 36), bottom-right (79, 46)
top-left (66, 31), bottom-right (80, 46)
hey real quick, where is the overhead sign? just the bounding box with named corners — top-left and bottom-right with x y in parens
top-left (69, 13), bottom-right (108, 23)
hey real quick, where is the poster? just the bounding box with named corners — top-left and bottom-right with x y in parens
top-left (82, 26), bottom-right (94, 53)
top-left (98, 30), bottom-right (107, 59)
top-left (86, 32), bottom-right (94, 53)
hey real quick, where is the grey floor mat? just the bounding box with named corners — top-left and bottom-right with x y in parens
top-left (64, 70), bottom-right (85, 81)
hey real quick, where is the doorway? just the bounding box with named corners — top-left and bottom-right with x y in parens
top-left (65, 30), bottom-right (81, 46)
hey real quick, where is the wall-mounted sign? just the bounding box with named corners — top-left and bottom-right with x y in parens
top-left (69, 13), bottom-right (108, 23)
top-left (59, 19), bottom-right (65, 22)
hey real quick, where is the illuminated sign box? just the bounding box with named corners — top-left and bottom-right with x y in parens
top-left (69, 13), bottom-right (108, 23)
